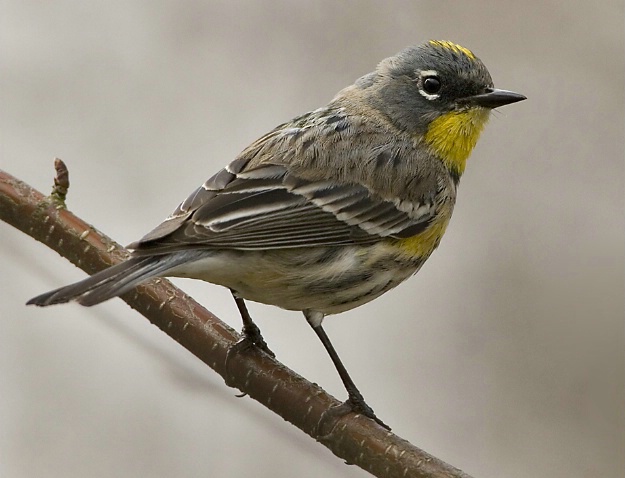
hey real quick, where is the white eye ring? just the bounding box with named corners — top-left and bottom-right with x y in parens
top-left (418, 70), bottom-right (441, 100)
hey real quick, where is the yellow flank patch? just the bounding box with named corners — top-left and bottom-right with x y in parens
top-left (424, 108), bottom-right (490, 176)
top-left (394, 215), bottom-right (451, 257)
top-left (429, 40), bottom-right (476, 60)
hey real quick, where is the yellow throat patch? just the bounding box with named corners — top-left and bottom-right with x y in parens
top-left (424, 108), bottom-right (490, 177)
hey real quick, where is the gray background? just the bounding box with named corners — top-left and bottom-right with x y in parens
top-left (1, 1), bottom-right (623, 477)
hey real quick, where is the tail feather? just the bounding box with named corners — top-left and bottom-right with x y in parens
top-left (27, 253), bottom-right (196, 307)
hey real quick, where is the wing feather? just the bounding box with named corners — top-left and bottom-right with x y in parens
top-left (130, 162), bottom-right (436, 253)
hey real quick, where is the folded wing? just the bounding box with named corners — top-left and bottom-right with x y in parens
top-left (130, 162), bottom-right (437, 254)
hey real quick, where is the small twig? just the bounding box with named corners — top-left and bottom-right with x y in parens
top-left (0, 163), bottom-right (475, 478)
top-left (50, 158), bottom-right (70, 207)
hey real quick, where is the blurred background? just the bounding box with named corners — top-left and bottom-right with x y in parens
top-left (1, 1), bottom-right (623, 477)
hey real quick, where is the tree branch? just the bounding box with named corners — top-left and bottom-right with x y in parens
top-left (0, 163), bottom-right (474, 478)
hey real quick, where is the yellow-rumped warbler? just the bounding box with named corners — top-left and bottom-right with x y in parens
top-left (28, 40), bottom-right (525, 428)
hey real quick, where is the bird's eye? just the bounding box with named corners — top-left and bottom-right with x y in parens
top-left (422, 76), bottom-right (441, 94)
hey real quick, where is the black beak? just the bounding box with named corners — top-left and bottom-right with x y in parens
top-left (462, 88), bottom-right (526, 109)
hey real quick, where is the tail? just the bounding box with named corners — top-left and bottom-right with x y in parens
top-left (27, 253), bottom-right (196, 307)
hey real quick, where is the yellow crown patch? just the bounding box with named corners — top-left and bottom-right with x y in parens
top-left (429, 40), bottom-right (476, 60)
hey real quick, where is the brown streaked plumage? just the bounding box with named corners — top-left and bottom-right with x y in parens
top-left (28, 41), bottom-right (525, 428)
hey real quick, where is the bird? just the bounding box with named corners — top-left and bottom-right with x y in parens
top-left (28, 40), bottom-right (526, 429)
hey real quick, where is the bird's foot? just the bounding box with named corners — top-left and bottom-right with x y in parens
top-left (236, 321), bottom-right (275, 358)
top-left (345, 391), bottom-right (390, 430)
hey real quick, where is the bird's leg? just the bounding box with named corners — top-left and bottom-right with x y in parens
top-left (230, 291), bottom-right (275, 357)
top-left (305, 312), bottom-right (390, 430)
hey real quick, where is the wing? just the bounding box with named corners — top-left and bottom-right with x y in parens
top-left (129, 104), bottom-right (444, 254)
top-left (129, 160), bottom-right (437, 254)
